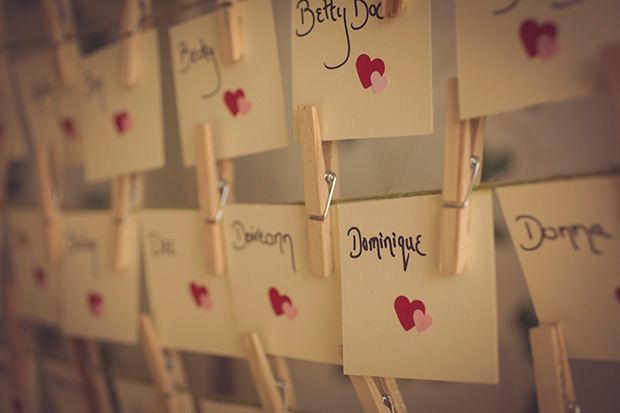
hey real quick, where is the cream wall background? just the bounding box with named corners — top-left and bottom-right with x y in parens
top-left (2, 0), bottom-right (620, 412)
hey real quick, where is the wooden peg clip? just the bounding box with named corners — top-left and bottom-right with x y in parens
top-left (119, 0), bottom-right (152, 88)
top-left (530, 323), bottom-right (578, 413)
top-left (240, 332), bottom-right (298, 413)
top-left (338, 346), bottom-right (407, 413)
top-left (67, 338), bottom-right (102, 413)
top-left (298, 105), bottom-right (340, 278)
top-left (40, 0), bottom-right (79, 87)
top-left (4, 284), bottom-right (27, 393)
top-left (34, 142), bottom-right (64, 266)
top-left (111, 173), bottom-right (142, 271)
top-left (385, 0), bottom-right (406, 17)
top-left (194, 123), bottom-right (230, 275)
top-left (602, 44), bottom-right (620, 132)
top-left (439, 78), bottom-right (485, 275)
top-left (217, 0), bottom-right (243, 63)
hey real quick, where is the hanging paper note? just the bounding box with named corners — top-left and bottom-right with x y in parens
top-left (0, 68), bottom-right (27, 161)
top-left (497, 175), bottom-right (620, 361)
top-left (61, 211), bottom-right (140, 343)
top-left (80, 29), bottom-right (164, 181)
top-left (169, 0), bottom-right (288, 166)
top-left (291, 0), bottom-right (433, 141)
top-left (7, 208), bottom-right (62, 326)
top-left (199, 399), bottom-right (262, 413)
top-left (14, 50), bottom-right (82, 165)
top-left (113, 376), bottom-right (196, 413)
top-left (140, 210), bottom-right (244, 358)
top-left (225, 204), bottom-right (342, 365)
top-left (337, 192), bottom-right (498, 383)
top-left (43, 358), bottom-right (112, 413)
top-left (456, 0), bottom-right (620, 118)
top-left (0, 349), bottom-right (41, 413)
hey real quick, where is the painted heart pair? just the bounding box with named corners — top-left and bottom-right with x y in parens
top-left (269, 287), bottom-right (298, 320)
top-left (356, 54), bottom-right (390, 94)
top-left (59, 117), bottom-right (80, 140)
top-left (87, 292), bottom-right (104, 317)
top-left (394, 295), bottom-right (433, 333)
top-left (224, 89), bottom-right (252, 116)
top-left (32, 266), bottom-right (47, 290)
top-left (520, 19), bottom-right (561, 60)
top-left (190, 282), bottom-right (214, 311)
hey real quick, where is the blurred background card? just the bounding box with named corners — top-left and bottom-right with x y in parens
top-left (169, 0), bottom-right (288, 166)
top-left (113, 376), bottom-right (195, 413)
top-left (497, 175), bottom-right (620, 361)
top-left (0, 349), bottom-right (40, 413)
top-left (0, 70), bottom-right (28, 161)
top-left (80, 29), bottom-right (165, 181)
top-left (337, 192), bottom-right (499, 383)
top-left (224, 204), bottom-right (342, 365)
top-left (61, 212), bottom-right (140, 343)
top-left (456, 0), bottom-right (620, 118)
top-left (199, 399), bottom-right (262, 413)
top-left (291, 0), bottom-right (433, 141)
top-left (140, 209), bottom-right (244, 358)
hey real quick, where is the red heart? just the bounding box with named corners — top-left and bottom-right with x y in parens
top-left (0, 123), bottom-right (4, 140)
top-left (190, 283), bottom-right (209, 306)
top-left (269, 287), bottom-right (292, 316)
top-left (33, 266), bottom-right (46, 289)
top-left (88, 293), bottom-right (103, 317)
top-left (356, 54), bottom-right (386, 89)
top-left (520, 19), bottom-right (558, 58)
top-left (60, 117), bottom-right (79, 140)
top-left (113, 111), bottom-right (133, 134)
top-left (615, 286), bottom-right (620, 303)
top-left (224, 89), bottom-right (245, 116)
top-left (394, 296), bottom-right (426, 332)
top-left (12, 398), bottom-right (23, 413)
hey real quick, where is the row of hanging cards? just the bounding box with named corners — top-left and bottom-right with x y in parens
top-left (0, 348), bottom-right (39, 413)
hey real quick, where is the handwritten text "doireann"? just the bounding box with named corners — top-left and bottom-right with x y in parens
top-left (230, 221), bottom-right (296, 272)
top-left (346, 227), bottom-right (426, 272)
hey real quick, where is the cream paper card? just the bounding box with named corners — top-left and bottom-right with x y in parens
top-left (140, 209), bottom-right (244, 358)
top-left (14, 50), bottom-right (82, 165)
top-left (61, 211), bottom-right (140, 343)
top-left (336, 191), bottom-right (498, 383)
top-left (496, 175), bottom-right (620, 361)
top-left (456, 0), bottom-right (620, 119)
top-left (0, 69), bottom-right (27, 161)
top-left (114, 377), bottom-right (195, 413)
top-left (224, 204), bottom-right (342, 365)
top-left (80, 29), bottom-right (164, 181)
top-left (8, 208), bottom-right (61, 326)
top-left (169, 0), bottom-right (288, 166)
top-left (199, 399), bottom-right (261, 413)
top-left (0, 349), bottom-right (40, 413)
top-left (43, 358), bottom-right (112, 413)
top-left (291, 0), bottom-right (432, 141)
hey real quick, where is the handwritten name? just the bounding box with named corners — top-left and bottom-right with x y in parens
top-left (176, 39), bottom-right (222, 98)
top-left (516, 215), bottom-right (613, 255)
top-left (30, 78), bottom-right (57, 114)
top-left (295, 0), bottom-right (384, 69)
top-left (230, 220), bottom-right (296, 272)
top-left (83, 71), bottom-right (107, 112)
top-left (347, 226), bottom-right (426, 271)
top-left (147, 231), bottom-right (177, 257)
top-left (67, 230), bottom-right (97, 254)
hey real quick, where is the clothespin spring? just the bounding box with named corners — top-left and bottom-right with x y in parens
top-left (165, 354), bottom-right (178, 395)
top-left (274, 379), bottom-right (289, 413)
top-left (114, 183), bottom-right (141, 225)
top-left (382, 394), bottom-right (395, 413)
top-left (309, 172), bottom-right (337, 222)
top-left (442, 156), bottom-right (480, 209)
top-left (568, 401), bottom-right (581, 413)
top-left (205, 180), bottom-right (229, 224)
top-left (45, 187), bottom-right (64, 226)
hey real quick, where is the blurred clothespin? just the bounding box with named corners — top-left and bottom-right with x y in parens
top-left (439, 78), bottom-right (485, 275)
top-left (530, 323), bottom-right (579, 413)
top-left (385, 0), bottom-right (406, 18)
top-left (119, 0), bottom-right (153, 88)
top-left (67, 338), bottom-right (101, 413)
top-left (194, 123), bottom-right (229, 275)
top-left (298, 105), bottom-right (339, 278)
top-left (338, 346), bottom-right (407, 413)
top-left (602, 44), bottom-right (620, 132)
top-left (40, 0), bottom-right (80, 87)
top-left (34, 142), bottom-right (64, 266)
top-left (217, 0), bottom-right (243, 63)
top-left (111, 173), bottom-right (142, 271)
top-left (240, 332), bottom-right (299, 413)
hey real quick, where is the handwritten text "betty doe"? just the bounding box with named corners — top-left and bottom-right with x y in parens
top-left (346, 227), bottom-right (426, 272)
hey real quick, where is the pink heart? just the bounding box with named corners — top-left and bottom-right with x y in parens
top-left (615, 286), bottom-right (620, 303)
top-left (113, 111), bottom-right (134, 134)
top-left (520, 19), bottom-right (558, 58)
top-left (281, 302), bottom-right (298, 320)
top-left (33, 267), bottom-right (47, 290)
top-left (413, 309), bottom-right (433, 333)
top-left (88, 293), bottom-right (104, 317)
top-left (356, 54), bottom-right (385, 89)
top-left (60, 117), bottom-right (80, 140)
top-left (199, 295), bottom-right (214, 311)
top-left (12, 398), bottom-right (23, 413)
top-left (238, 97), bottom-right (252, 115)
top-left (370, 71), bottom-right (389, 94)
top-left (394, 296), bottom-right (426, 331)
top-left (536, 34), bottom-right (561, 60)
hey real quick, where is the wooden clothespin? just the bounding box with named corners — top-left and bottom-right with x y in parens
top-left (4, 284), bottom-right (27, 393)
top-left (40, 0), bottom-right (79, 87)
top-left (140, 314), bottom-right (189, 413)
top-left (194, 124), bottom-right (230, 275)
top-left (439, 78), bottom-right (485, 275)
top-left (111, 173), bottom-right (142, 271)
top-left (240, 332), bottom-right (299, 413)
top-left (119, 0), bottom-right (152, 88)
top-left (338, 346), bottom-right (406, 413)
top-left (217, 0), bottom-right (243, 63)
top-left (530, 323), bottom-right (579, 413)
top-left (67, 338), bottom-right (102, 413)
top-left (602, 44), bottom-right (620, 132)
top-left (385, 0), bottom-right (406, 17)
top-left (33, 142), bottom-right (64, 266)
top-left (298, 105), bottom-right (340, 278)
